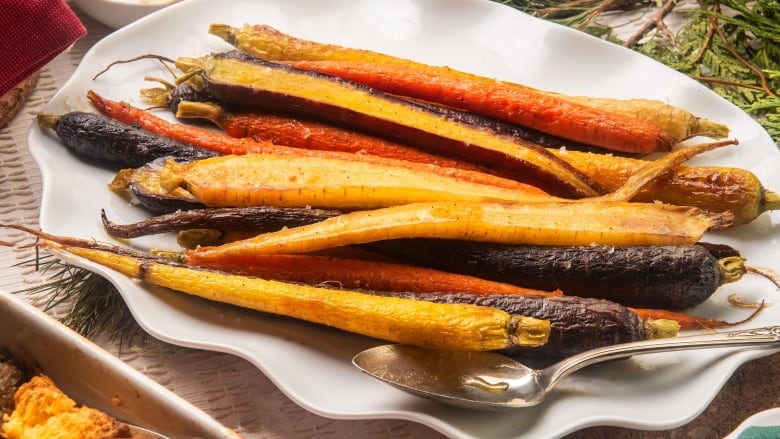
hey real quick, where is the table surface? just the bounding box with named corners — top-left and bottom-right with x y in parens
top-left (1, 3), bottom-right (778, 439)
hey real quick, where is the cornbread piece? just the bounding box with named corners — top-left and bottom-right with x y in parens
top-left (1, 375), bottom-right (132, 439)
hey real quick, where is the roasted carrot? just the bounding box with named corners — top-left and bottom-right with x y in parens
top-left (111, 154), bottom-right (558, 211)
top-left (367, 240), bottom-right (747, 310)
top-left (184, 253), bottom-right (561, 297)
top-left (280, 59), bottom-right (675, 153)
top-left (210, 23), bottom-right (727, 152)
top-left (88, 90), bottom-right (263, 155)
top-left (170, 51), bottom-right (602, 197)
top-left (174, 100), bottom-right (515, 179)
top-left (183, 201), bottom-right (731, 265)
top-left (113, 146), bottom-right (735, 216)
top-left (36, 112), bottom-right (218, 167)
top-left (293, 61), bottom-right (730, 146)
top-left (358, 290), bottom-right (679, 360)
top-left (88, 91), bottom-right (543, 192)
top-left (100, 206), bottom-right (341, 238)
top-left (553, 148), bottom-right (780, 226)
top-left (9, 225), bottom-right (550, 352)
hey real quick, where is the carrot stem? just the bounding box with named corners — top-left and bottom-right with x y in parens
top-left (763, 189), bottom-right (780, 213)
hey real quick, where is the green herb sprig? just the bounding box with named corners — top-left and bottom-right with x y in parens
top-left (14, 255), bottom-right (142, 343)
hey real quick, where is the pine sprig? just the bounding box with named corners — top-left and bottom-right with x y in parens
top-left (14, 255), bottom-right (142, 345)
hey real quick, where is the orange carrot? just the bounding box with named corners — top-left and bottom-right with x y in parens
top-left (212, 23), bottom-right (727, 151)
top-left (284, 60), bottom-right (675, 154)
top-left (87, 91), bottom-right (545, 193)
top-left (186, 253), bottom-right (562, 297)
top-left (88, 90), bottom-right (265, 156)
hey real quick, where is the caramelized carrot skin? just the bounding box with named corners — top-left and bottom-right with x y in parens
top-left (285, 60), bottom-right (674, 154)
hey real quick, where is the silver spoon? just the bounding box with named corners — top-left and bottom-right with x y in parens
top-left (353, 325), bottom-right (780, 411)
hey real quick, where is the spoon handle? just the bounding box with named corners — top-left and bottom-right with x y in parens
top-left (546, 326), bottom-right (780, 388)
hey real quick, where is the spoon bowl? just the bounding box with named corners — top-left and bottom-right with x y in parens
top-left (353, 326), bottom-right (780, 410)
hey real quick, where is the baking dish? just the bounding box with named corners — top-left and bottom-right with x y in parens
top-left (0, 291), bottom-right (242, 439)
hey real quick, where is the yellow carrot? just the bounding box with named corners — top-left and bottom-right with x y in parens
top-left (112, 153), bottom-right (555, 211)
top-left (184, 201), bottom-right (731, 264)
top-left (27, 233), bottom-right (550, 352)
top-left (553, 147), bottom-right (780, 226)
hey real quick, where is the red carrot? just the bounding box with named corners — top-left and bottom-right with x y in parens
top-left (186, 253), bottom-right (562, 297)
top-left (175, 100), bottom-right (509, 178)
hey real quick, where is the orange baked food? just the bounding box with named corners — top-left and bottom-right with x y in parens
top-left (1, 370), bottom-right (132, 439)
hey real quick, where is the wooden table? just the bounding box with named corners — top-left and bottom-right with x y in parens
top-left (0, 3), bottom-right (777, 438)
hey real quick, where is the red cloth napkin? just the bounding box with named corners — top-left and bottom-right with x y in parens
top-left (0, 0), bottom-right (86, 96)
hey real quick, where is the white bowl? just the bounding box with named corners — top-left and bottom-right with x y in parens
top-left (71, 0), bottom-right (180, 29)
